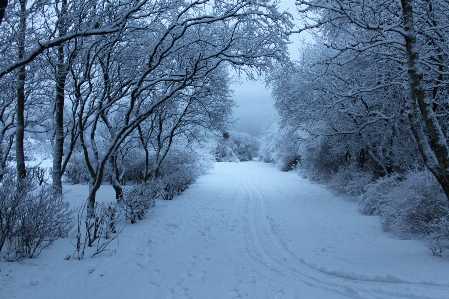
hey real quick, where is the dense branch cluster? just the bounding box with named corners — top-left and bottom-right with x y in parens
top-left (262, 0), bottom-right (449, 254)
top-left (0, 0), bottom-right (291, 259)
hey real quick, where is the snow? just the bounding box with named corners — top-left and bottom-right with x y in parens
top-left (1, 161), bottom-right (448, 298)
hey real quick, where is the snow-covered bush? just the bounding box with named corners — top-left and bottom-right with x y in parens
top-left (328, 166), bottom-right (373, 196)
top-left (160, 142), bottom-right (214, 200)
top-left (121, 182), bottom-right (158, 223)
top-left (231, 131), bottom-right (259, 161)
top-left (359, 170), bottom-right (449, 241)
top-left (358, 173), bottom-right (400, 215)
top-left (73, 201), bottom-right (122, 259)
top-left (215, 132), bottom-right (238, 162)
top-left (0, 169), bottom-right (74, 260)
top-left (216, 131), bottom-right (258, 162)
top-left (381, 171), bottom-right (448, 239)
top-left (64, 151), bottom-right (90, 184)
top-left (422, 215), bottom-right (449, 256)
top-left (258, 124), bottom-right (301, 171)
top-left (258, 125), bottom-right (277, 163)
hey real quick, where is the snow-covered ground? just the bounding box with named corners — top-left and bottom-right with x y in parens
top-left (1, 161), bottom-right (448, 298)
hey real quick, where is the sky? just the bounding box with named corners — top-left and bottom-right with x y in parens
top-left (231, 1), bottom-right (306, 135)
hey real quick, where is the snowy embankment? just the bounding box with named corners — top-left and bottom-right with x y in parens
top-left (1, 161), bottom-right (448, 299)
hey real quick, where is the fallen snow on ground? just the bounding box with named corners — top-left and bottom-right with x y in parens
top-left (1, 161), bottom-right (448, 299)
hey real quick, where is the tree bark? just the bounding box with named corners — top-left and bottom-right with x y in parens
top-left (110, 155), bottom-right (123, 201)
top-left (15, 0), bottom-right (26, 180)
top-left (52, 0), bottom-right (68, 194)
top-left (87, 178), bottom-right (97, 219)
top-left (401, 0), bottom-right (449, 200)
top-left (0, 0), bottom-right (7, 25)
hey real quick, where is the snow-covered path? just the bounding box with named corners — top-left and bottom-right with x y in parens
top-left (1, 161), bottom-right (449, 298)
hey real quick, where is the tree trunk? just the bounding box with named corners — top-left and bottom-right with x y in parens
top-left (87, 178), bottom-right (97, 219)
top-left (401, 0), bottom-right (449, 200)
top-left (109, 155), bottom-right (123, 201)
top-left (52, 0), bottom-right (68, 194)
top-left (52, 47), bottom-right (66, 193)
top-left (15, 0), bottom-right (27, 180)
top-left (0, 0), bottom-right (7, 25)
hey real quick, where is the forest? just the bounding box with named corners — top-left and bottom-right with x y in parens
top-left (260, 0), bottom-right (449, 256)
top-left (1, 0), bottom-right (448, 260)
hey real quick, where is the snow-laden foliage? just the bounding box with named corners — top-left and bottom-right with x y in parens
top-left (121, 183), bottom-right (158, 223)
top-left (292, 0), bottom-right (449, 200)
top-left (422, 216), bottom-right (449, 257)
top-left (359, 170), bottom-right (449, 243)
top-left (64, 151), bottom-right (91, 184)
top-left (1, 0), bottom-right (292, 221)
top-left (328, 166), bottom-right (373, 197)
top-left (258, 125), bottom-right (277, 164)
top-left (215, 133), bottom-right (238, 162)
top-left (0, 168), bottom-right (74, 261)
top-left (73, 201), bottom-right (122, 260)
top-left (258, 124), bottom-right (301, 171)
top-left (266, 3), bottom-right (449, 248)
top-left (358, 174), bottom-right (400, 216)
top-left (270, 49), bottom-right (421, 177)
top-left (216, 131), bottom-right (259, 162)
top-left (159, 141), bottom-right (215, 200)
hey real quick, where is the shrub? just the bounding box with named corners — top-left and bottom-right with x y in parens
top-left (278, 154), bottom-right (301, 172)
top-left (120, 183), bottom-right (158, 223)
top-left (0, 169), bottom-right (74, 260)
top-left (258, 125), bottom-right (277, 163)
top-left (160, 142), bottom-right (214, 199)
top-left (216, 131), bottom-right (258, 162)
top-left (382, 174), bottom-right (447, 239)
top-left (328, 166), bottom-right (373, 196)
top-left (73, 201), bottom-right (122, 259)
top-left (358, 173), bottom-right (401, 215)
top-left (64, 151), bottom-right (90, 184)
top-left (422, 215), bottom-right (449, 256)
top-left (359, 170), bottom-right (449, 241)
top-left (258, 124), bottom-right (302, 171)
top-left (215, 136), bottom-right (238, 162)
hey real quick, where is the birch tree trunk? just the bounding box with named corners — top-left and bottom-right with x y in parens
top-left (401, 0), bottom-right (449, 200)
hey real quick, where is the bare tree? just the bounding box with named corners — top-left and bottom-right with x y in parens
top-left (1, 0), bottom-right (291, 219)
top-left (0, 0), bottom-right (147, 79)
top-left (70, 1), bottom-right (291, 217)
top-left (294, 0), bottom-right (449, 199)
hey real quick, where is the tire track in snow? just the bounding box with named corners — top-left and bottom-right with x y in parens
top-left (227, 174), bottom-right (353, 298)
top-left (245, 170), bottom-right (449, 299)
top-left (117, 163), bottom-right (449, 299)
top-left (228, 176), bottom-right (310, 298)
top-left (239, 174), bottom-right (364, 299)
